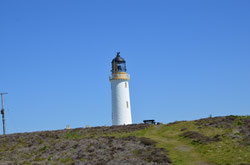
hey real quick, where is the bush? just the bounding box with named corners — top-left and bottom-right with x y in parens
top-left (139, 137), bottom-right (157, 146)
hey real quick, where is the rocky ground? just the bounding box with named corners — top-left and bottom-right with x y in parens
top-left (0, 124), bottom-right (171, 165)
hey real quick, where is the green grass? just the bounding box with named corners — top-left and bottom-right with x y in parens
top-left (60, 157), bottom-right (74, 164)
top-left (39, 145), bottom-right (50, 151)
top-left (127, 121), bottom-right (250, 165)
top-left (129, 123), bottom-right (208, 165)
top-left (64, 130), bottom-right (85, 139)
top-left (64, 130), bottom-right (102, 139)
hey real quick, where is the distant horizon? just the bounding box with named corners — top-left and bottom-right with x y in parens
top-left (1, 114), bottom-right (249, 134)
top-left (1, 0), bottom-right (249, 134)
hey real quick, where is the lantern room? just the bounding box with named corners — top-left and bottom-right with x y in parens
top-left (111, 52), bottom-right (127, 74)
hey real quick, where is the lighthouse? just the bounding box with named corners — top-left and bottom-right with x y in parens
top-left (110, 52), bottom-right (132, 125)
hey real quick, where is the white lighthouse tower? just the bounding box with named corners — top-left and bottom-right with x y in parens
top-left (110, 52), bottom-right (132, 125)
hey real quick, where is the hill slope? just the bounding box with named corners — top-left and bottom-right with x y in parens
top-left (131, 115), bottom-right (250, 165)
top-left (0, 115), bottom-right (249, 165)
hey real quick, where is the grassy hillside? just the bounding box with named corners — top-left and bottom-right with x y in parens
top-left (128, 115), bottom-right (250, 165)
top-left (0, 115), bottom-right (249, 165)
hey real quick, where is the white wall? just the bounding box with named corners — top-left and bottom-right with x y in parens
top-left (111, 79), bottom-right (132, 125)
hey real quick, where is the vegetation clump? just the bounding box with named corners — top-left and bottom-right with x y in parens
top-left (181, 131), bottom-right (221, 144)
top-left (195, 115), bottom-right (250, 145)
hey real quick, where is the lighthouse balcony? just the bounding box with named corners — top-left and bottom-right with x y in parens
top-left (109, 73), bottom-right (130, 80)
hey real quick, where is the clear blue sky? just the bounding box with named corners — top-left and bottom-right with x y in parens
top-left (0, 0), bottom-right (249, 134)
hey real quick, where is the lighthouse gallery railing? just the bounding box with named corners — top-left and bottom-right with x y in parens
top-left (109, 74), bottom-right (130, 80)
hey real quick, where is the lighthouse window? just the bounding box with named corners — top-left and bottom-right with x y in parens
top-left (126, 101), bottom-right (129, 108)
top-left (125, 82), bottom-right (127, 88)
top-left (117, 63), bottom-right (126, 72)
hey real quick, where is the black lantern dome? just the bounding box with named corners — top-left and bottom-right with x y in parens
top-left (112, 52), bottom-right (125, 63)
top-left (111, 52), bottom-right (127, 73)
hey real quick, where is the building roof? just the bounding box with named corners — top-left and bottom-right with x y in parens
top-left (112, 52), bottom-right (125, 63)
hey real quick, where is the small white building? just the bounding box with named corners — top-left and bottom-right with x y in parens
top-left (110, 52), bottom-right (132, 125)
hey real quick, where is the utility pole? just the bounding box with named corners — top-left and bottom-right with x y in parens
top-left (1, 93), bottom-right (8, 135)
